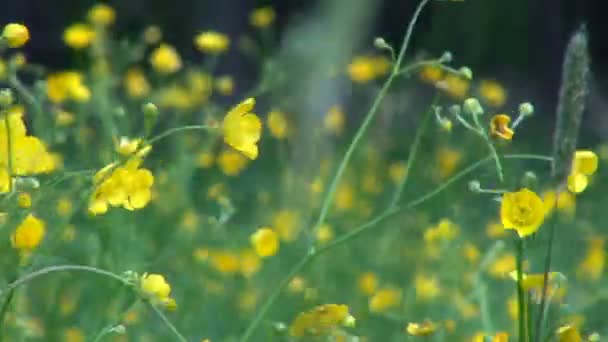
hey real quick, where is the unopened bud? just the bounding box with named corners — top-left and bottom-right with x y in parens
top-left (0, 89), bottom-right (14, 107)
top-left (468, 180), bottom-right (482, 193)
top-left (519, 102), bottom-right (534, 117)
top-left (373, 37), bottom-right (391, 51)
top-left (459, 66), bottom-right (473, 80)
top-left (448, 104), bottom-right (461, 117)
top-left (521, 171), bottom-right (538, 189)
top-left (440, 51), bottom-right (453, 63)
top-left (463, 98), bottom-right (484, 116)
top-left (142, 102), bottom-right (158, 118)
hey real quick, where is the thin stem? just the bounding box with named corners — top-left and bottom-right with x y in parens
top-left (390, 94), bottom-right (439, 207)
top-left (516, 238), bottom-right (528, 342)
top-left (3, 115), bottom-right (13, 192)
top-left (92, 299), bottom-right (140, 342)
top-left (8, 74), bottom-right (44, 121)
top-left (149, 303), bottom-right (189, 342)
top-left (471, 112), bottom-right (504, 182)
top-left (146, 125), bottom-right (214, 146)
top-left (393, 0), bottom-right (431, 71)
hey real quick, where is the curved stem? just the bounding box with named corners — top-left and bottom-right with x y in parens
top-left (393, 0), bottom-right (431, 71)
top-left (149, 302), bottom-right (189, 342)
top-left (146, 125), bottom-right (214, 146)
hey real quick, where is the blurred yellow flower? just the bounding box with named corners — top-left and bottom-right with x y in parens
top-left (463, 242), bottom-right (480, 264)
top-left (272, 209), bottom-right (300, 241)
top-left (315, 224), bottom-right (334, 244)
top-left (47, 71), bottom-right (91, 103)
top-left (334, 182), bottom-right (355, 211)
top-left (435, 147), bottom-right (462, 180)
top-left (217, 149), bottom-right (249, 176)
top-left (369, 288), bottom-right (402, 312)
top-left (150, 43), bottom-right (182, 74)
top-left (543, 190), bottom-right (576, 217)
top-left (267, 110), bottom-right (289, 139)
top-left (501, 188), bottom-right (546, 238)
top-left (347, 56), bottom-right (390, 83)
top-left (358, 272), bottom-right (378, 296)
top-left (406, 320), bottom-right (437, 336)
top-left (577, 237), bottom-right (605, 281)
top-left (490, 114), bottom-right (514, 140)
top-left (424, 218), bottom-right (459, 243)
top-left (209, 250), bottom-right (240, 274)
top-left (557, 325), bottom-right (582, 342)
top-left (196, 152), bottom-right (215, 169)
top-left (479, 80), bottom-right (507, 107)
top-left (87, 4), bottom-right (116, 26)
top-left (139, 273), bottom-right (176, 310)
top-left (222, 98), bottom-right (262, 159)
top-left (388, 161), bottom-right (407, 184)
top-left (419, 65), bottom-right (443, 84)
top-left (492, 332), bottom-right (510, 342)
top-left (123, 67), bottom-right (150, 99)
top-left (55, 109), bottom-right (76, 127)
top-left (115, 137), bottom-right (142, 156)
top-left (439, 74), bottom-right (470, 99)
top-left (17, 192), bottom-right (32, 208)
top-left (415, 274), bottom-right (441, 300)
top-left (567, 150), bottom-right (598, 194)
top-left (215, 75), bottom-right (234, 96)
top-left (144, 25), bottom-right (162, 45)
top-left (488, 254), bottom-right (516, 278)
top-left (250, 227), bottom-right (279, 257)
top-left (486, 220), bottom-right (508, 239)
top-left (194, 31), bottom-right (230, 54)
top-left (56, 196), bottom-right (73, 217)
top-left (324, 105), bottom-right (345, 136)
top-left (63, 23), bottom-right (95, 49)
top-left (2, 23), bottom-right (29, 48)
top-left (289, 304), bottom-right (355, 337)
top-left (63, 327), bottom-right (85, 342)
top-left (11, 214), bottom-right (46, 253)
top-left (239, 249), bottom-right (261, 278)
top-left (250, 7), bottom-right (276, 28)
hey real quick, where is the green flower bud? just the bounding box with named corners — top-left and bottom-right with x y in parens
top-left (463, 98), bottom-right (484, 116)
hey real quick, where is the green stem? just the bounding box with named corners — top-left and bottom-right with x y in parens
top-left (7, 74), bottom-right (44, 122)
top-left (92, 299), bottom-right (140, 342)
top-left (389, 94), bottom-right (439, 207)
top-left (516, 238), bottom-right (527, 342)
top-left (149, 303), bottom-right (189, 342)
top-left (3, 115), bottom-right (13, 192)
top-left (472, 112), bottom-right (504, 182)
top-left (146, 125), bottom-right (214, 146)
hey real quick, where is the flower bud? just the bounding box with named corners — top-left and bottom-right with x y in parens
top-left (439, 51), bottom-right (453, 63)
top-left (521, 171), bottom-right (538, 189)
top-left (463, 98), bottom-right (484, 116)
top-left (0, 89), bottom-right (14, 108)
top-left (459, 66), bottom-right (473, 80)
top-left (519, 102), bottom-right (534, 117)
top-left (2, 23), bottom-right (29, 48)
top-left (468, 180), bottom-right (482, 193)
top-left (448, 104), bottom-right (461, 117)
top-left (373, 37), bottom-right (391, 51)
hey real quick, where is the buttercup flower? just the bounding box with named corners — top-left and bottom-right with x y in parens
top-left (490, 114), bottom-right (514, 140)
top-left (557, 325), bottom-right (582, 342)
top-left (123, 67), bottom-right (150, 99)
top-left (567, 150), bottom-right (598, 193)
top-left (406, 320), bottom-right (437, 336)
top-left (267, 110), bottom-right (289, 139)
top-left (2, 23), bottom-right (30, 48)
top-left (139, 273), bottom-right (176, 310)
top-left (289, 304), bottom-right (355, 337)
top-left (87, 4), bottom-right (116, 26)
top-left (250, 227), bottom-right (279, 257)
top-left (115, 137), bottom-right (143, 156)
top-left (63, 23), bottom-right (95, 49)
top-left (217, 149), bottom-right (249, 176)
top-left (369, 288), bottom-right (402, 312)
top-left (479, 80), bottom-right (507, 107)
top-left (324, 105), bottom-right (345, 136)
top-left (11, 214), bottom-right (46, 253)
top-left (501, 188), bottom-right (546, 238)
top-left (47, 71), bottom-right (91, 103)
top-left (250, 7), bottom-right (276, 28)
top-left (215, 75), bottom-right (234, 95)
top-left (149, 43), bottom-right (182, 74)
top-left (347, 55), bottom-right (390, 83)
top-left (419, 65), bottom-right (443, 84)
top-left (194, 31), bottom-right (230, 54)
top-left (222, 98), bottom-right (262, 159)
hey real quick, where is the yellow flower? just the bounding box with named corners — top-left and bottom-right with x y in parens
top-left (347, 56), bottom-right (390, 83)
top-left (324, 105), bottom-right (345, 136)
top-left (315, 224), bottom-right (334, 244)
top-left (250, 227), bottom-right (279, 257)
top-left (222, 98), bottom-right (262, 159)
top-left (479, 80), bottom-right (507, 107)
top-left (47, 71), bottom-right (91, 103)
top-left (217, 149), bottom-right (249, 176)
top-left (358, 272), bottom-right (378, 296)
top-left (144, 25), bottom-right (162, 45)
top-left (272, 209), bottom-right (301, 241)
top-left (567, 150), bottom-right (598, 193)
top-left (55, 109), bottom-right (76, 127)
top-left (289, 304), bottom-right (355, 337)
top-left (215, 75), bottom-right (234, 95)
top-left (139, 273), bottom-right (176, 310)
top-left (56, 196), bottom-right (73, 217)
top-left (424, 218), bottom-right (459, 243)
top-left (250, 7), bottom-right (276, 28)
top-left (115, 137), bottom-right (142, 156)
top-left (334, 182), bottom-right (355, 211)
top-left (267, 110), bottom-right (289, 139)
top-left (87, 4), bottom-right (116, 26)
top-left (123, 67), bottom-right (150, 99)
top-left (63, 23), bottom-right (95, 49)
top-left (209, 250), bottom-right (240, 274)
top-left (435, 147), bottom-right (462, 180)
top-left (239, 249), bottom-right (261, 278)
top-left (196, 152), bottom-right (215, 169)
top-left (406, 320), bottom-right (437, 336)
top-left (557, 325), bottom-right (582, 342)
top-left (63, 327), bottom-right (85, 342)
top-left (2, 23), bottom-right (29, 48)
top-left (17, 192), bottom-right (32, 208)
top-left (11, 214), bottom-right (46, 252)
top-left (577, 237), bottom-right (605, 281)
top-left (88, 157), bottom-right (154, 215)
top-left (501, 188), bottom-right (546, 238)
top-left (415, 274), bottom-right (441, 300)
top-left (388, 161), bottom-right (407, 184)
top-left (490, 114), bottom-right (514, 140)
top-left (194, 31), bottom-right (230, 54)
top-left (488, 253), bottom-right (516, 278)
top-left (543, 190), bottom-right (576, 217)
top-left (419, 65), bottom-right (443, 84)
top-left (463, 242), bottom-right (480, 264)
top-left (486, 220), bottom-right (508, 239)
top-left (492, 332), bottom-right (510, 342)
top-left (150, 43), bottom-right (182, 74)
top-left (369, 288), bottom-right (402, 312)
top-left (439, 74), bottom-right (470, 99)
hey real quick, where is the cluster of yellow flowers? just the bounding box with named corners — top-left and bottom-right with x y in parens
top-left (139, 273), bottom-right (177, 310)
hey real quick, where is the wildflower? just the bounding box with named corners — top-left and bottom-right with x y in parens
top-left (63, 23), bottom-right (95, 49)
top-left (209, 250), bottom-right (240, 274)
top-left (358, 272), bottom-right (378, 296)
top-left (508, 271), bottom-right (565, 302)
top-left (439, 74), bottom-right (470, 99)
top-left (406, 320), bottom-right (437, 336)
top-left (196, 152), bottom-right (215, 169)
top-left (324, 105), bottom-right (345, 136)
top-left (17, 192), bottom-right (32, 208)
top-left (194, 31), bottom-right (230, 54)
top-left (369, 288), bottom-right (402, 312)
top-left (347, 55), bottom-right (390, 83)
top-left (222, 98), bottom-right (262, 159)
top-left (47, 71), bottom-right (91, 103)
top-left (267, 110), bottom-right (289, 139)
top-left (493, 332), bottom-right (510, 342)
top-left (543, 190), bottom-right (576, 217)
top-left (139, 273), bottom-right (177, 310)
top-left (463, 242), bottom-right (480, 264)
top-left (501, 188), bottom-right (545, 238)
top-left (217, 149), bottom-right (249, 176)
top-left (55, 109), bottom-right (76, 127)
top-left (149, 43), bottom-right (182, 74)
top-left (63, 327), bottom-right (85, 342)
top-left (123, 67), bottom-right (150, 99)
top-left (11, 214), bottom-right (46, 253)
top-left (388, 161), bottom-right (407, 184)
top-left (419, 65), bottom-right (443, 84)
top-left (486, 220), bottom-right (508, 239)
top-left (577, 237), bottom-right (605, 281)
top-left (2, 23), bottom-right (29, 48)
top-left (250, 7), bottom-right (276, 28)
top-left (490, 114), bottom-right (514, 140)
top-left (272, 209), bottom-right (300, 241)
top-left (479, 80), bottom-right (507, 107)
top-left (488, 254), bottom-right (516, 278)
top-left (115, 137), bottom-right (142, 156)
top-left (415, 274), bottom-right (441, 300)
top-left (88, 157), bottom-right (154, 215)
top-left (315, 224), bottom-right (334, 244)
top-left (239, 250), bottom-right (261, 278)
top-left (144, 25), bottom-right (162, 45)
top-left (435, 147), bottom-right (462, 180)
top-left (250, 227), bottom-right (279, 257)
top-left (56, 196), bottom-right (73, 217)
top-left (334, 182), bottom-right (355, 211)
top-left (87, 4), bottom-right (116, 26)
top-left (215, 75), bottom-right (234, 95)
top-left (557, 325), bottom-right (582, 342)
top-left (289, 304), bottom-right (355, 337)
top-left (424, 218), bottom-right (459, 243)
top-left (567, 150), bottom-right (598, 193)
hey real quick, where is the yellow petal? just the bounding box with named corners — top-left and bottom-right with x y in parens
top-left (573, 150), bottom-right (598, 175)
top-left (567, 173), bottom-right (588, 194)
